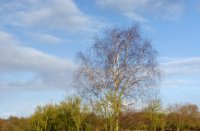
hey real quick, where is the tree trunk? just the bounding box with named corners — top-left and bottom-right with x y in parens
top-left (114, 117), bottom-right (119, 131)
top-left (153, 120), bottom-right (156, 131)
top-left (176, 126), bottom-right (179, 131)
top-left (77, 125), bottom-right (80, 131)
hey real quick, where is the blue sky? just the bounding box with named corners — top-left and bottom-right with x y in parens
top-left (0, 0), bottom-right (200, 118)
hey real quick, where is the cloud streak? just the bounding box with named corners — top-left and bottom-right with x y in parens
top-left (160, 57), bottom-right (200, 88)
top-left (0, 30), bottom-right (76, 91)
top-left (31, 33), bottom-right (62, 44)
top-left (96, 0), bottom-right (185, 22)
top-left (162, 57), bottom-right (200, 76)
top-left (0, 0), bottom-right (103, 33)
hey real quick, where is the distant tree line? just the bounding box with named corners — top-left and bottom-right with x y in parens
top-left (0, 97), bottom-right (200, 131)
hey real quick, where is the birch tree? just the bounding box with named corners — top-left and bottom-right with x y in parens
top-left (75, 25), bottom-right (160, 131)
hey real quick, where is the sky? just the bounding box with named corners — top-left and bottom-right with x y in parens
top-left (0, 0), bottom-right (200, 118)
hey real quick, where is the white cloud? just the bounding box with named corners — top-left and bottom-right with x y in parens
top-left (0, 0), bottom-right (103, 32)
top-left (0, 30), bottom-right (20, 44)
top-left (0, 30), bottom-right (76, 90)
top-left (162, 57), bottom-right (200, 76)
top-left (32, 33), bottom-right (62, 44)
top-left (96, 0), bottom-right (185, 22)
top-left (160, 57), bottom-right (200, 88)
top-left (124, 12), bottom-right (149, 23)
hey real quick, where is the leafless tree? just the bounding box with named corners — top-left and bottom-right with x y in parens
top-left (145, 99), bottom-right (162, 131)
top-left (74, 25), bottom-right (160, 131)
top-left (167, 103), bottom-right (183, 131)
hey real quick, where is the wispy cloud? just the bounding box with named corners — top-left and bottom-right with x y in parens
top-left (159, 57), bottom-right (200, 107)
top-left (160, 57), bottom-right (200, 88)
top-left (0, 0), bottom-right (104, 33)
top-left (124, 12), bottom-right (149, 23)
top-left (96, 0), bottom-right (185, 22)
top-left (0, 30), bottom-right (76, 90)
top-left (162, 57), bottom-right (200, 76)
top-left (31, 33), bottom-right (62, 44)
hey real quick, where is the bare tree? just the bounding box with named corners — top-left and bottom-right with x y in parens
top-left (75, 25), bottom-right (160, 131)
top-left (145, 99), bottom-right (162, 131)
top-left (167, 103), bottom-right (183, 131)
top-left (179, 103), bottom-right (199, 130)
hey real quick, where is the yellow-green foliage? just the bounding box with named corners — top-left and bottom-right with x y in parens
top-left (30, 96), bottom-right (89, 131)
top-left (1, 100), bottom-right (200, 131)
